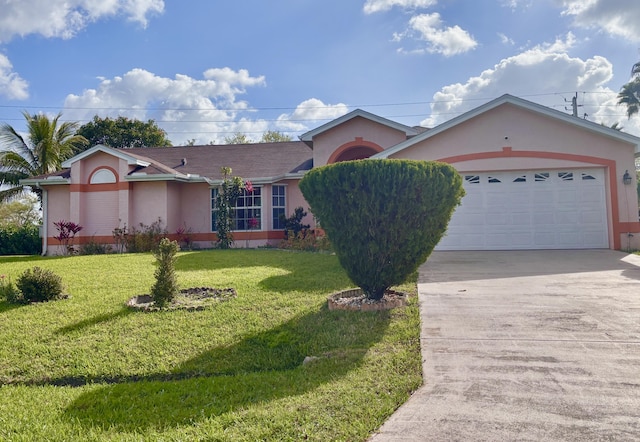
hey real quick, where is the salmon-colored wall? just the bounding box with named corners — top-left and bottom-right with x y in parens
top-left (177, 183), bottom-right (211, 233)
top-left (131, 181), bottom-right (168, 227)
top-left (313, 117), bottom-right (408, 167)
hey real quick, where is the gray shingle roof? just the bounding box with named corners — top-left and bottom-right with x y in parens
top-left (126, 142), bottom-right (312, 180)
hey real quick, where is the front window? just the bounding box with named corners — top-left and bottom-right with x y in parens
top-left (211, 187), bottom-right (262, 231)
top-left (272, 185), bottom-right (286, 229)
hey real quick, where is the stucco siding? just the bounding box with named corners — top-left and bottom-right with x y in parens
top-left (82, 190), bottom-right (120, 236)
top-left (131, 181), bottom-right (168, 227)
top-left (178, 183), bottom-right (211, 234)
top-left (46, 186), bottom-right (71, 229)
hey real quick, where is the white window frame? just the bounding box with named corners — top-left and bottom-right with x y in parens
top-left (211, 186), bottom-right (263, 232)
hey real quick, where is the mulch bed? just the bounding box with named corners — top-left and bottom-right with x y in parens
top-left (327, 288), bottom-right (408, 311)
top-left (127, 287), bottom-right (237, 311)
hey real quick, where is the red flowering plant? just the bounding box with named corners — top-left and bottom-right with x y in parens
top-left (244, 180), bottom-right (254, 193)
top-left (248, 217), bottom-right (259, 229)
top-left (53, 220), bottom-right (83, 255)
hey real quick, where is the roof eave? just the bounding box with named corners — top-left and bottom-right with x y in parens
top-left (299, 108), bottom-right (418, 143)
top-left (20, 176), bottom-right (70, 186)
top-left (62, 144), bottom-right (151, 168)
top-left (126, 173), bottom-right (202, 182)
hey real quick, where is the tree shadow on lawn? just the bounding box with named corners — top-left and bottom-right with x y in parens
top-left (0, 255), bottom-right (66, 264)
top-left (0, 299), bottom-right (23, 313)
top-left (55, 307), bottom-right (133, 335)
top-left (63, 306), bottom-right (391, 432)
top-left (174, 249), bottom-right (350, 294)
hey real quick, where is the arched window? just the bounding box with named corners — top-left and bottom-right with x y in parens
top-left (90, 168), bottom-right (117, 184)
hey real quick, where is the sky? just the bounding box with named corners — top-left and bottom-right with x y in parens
top-left (1, 0), bottom-right (640, 146)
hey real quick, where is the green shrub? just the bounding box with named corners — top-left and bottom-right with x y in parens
top-left (299, 159), bottom-right (464, 300)
top-left (126, 218), bottom-right (167, 253)
top-left (278, 229), bottom-right (332, 252)
top-left (150, 238), bottom-right (180, 307)
top-left (0, 274), bottom-right (20, 302)
top-left (280, 207), bottom-right (311, 239)
top-left (80, 238), bottom-right (112, 255)
top-left (0, 224), bottom-right (41, 255)
top-left (14, 266), bottom-right (65, 303)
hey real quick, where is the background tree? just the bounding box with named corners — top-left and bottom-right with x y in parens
top-left (0, 195), bottom-right (41, 255)
top-left (0, 111), bottom-right (87, 203)
top-left (260, 130), bottom-right (292, 142)
top-left (223, 131), bottom-right (291, 144)
top-left (223, 132), bottom-right (252, 144)
top-left (617, 59), bottom-right (640, 119)
top-left (617, 78), bottom-right (640, 118)
top-left (0, 194), bottom-right (40, 228)
top-left (76, 116), bottom-right (172, 150)
top-left (299, 159), bottom-right (464, 301)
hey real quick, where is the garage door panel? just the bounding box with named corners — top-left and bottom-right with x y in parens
top-left (437, 168), bottom-right (608, 250)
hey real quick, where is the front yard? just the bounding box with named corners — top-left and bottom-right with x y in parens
top-left (0, 249), bottom-right (421, 441)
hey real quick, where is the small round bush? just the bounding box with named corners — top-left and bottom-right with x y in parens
top-left (15, 266), bottom-right (65, 303)
top-left (300, 159), bottom-right (464, 300)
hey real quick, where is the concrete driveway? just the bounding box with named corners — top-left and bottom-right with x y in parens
top-left (370, 250), bottom-right (640, 441)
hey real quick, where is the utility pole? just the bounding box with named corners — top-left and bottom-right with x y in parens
top-left (565, 92), bottom-right (581, 117)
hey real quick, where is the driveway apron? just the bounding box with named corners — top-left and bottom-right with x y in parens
top-left (370, 250), bottom-right (640, 441)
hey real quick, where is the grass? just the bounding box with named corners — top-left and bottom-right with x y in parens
top-left (0, 249), bottom-right (422, 441)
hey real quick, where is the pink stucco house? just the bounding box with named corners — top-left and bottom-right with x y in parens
top-left (22, 94), bottom-right (640, 254)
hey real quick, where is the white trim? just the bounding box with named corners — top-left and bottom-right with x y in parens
top-left (61, 144), bottom-right (151, 168)
top-left (272, 184), bottom-right (287, 230)
top-left (210, 185), bottom-right (265, 232)
top-left (20, 177), bottom-right (70, 186)
top-left (90, 168), bottom-right (116, 184)
top-left (299, 108), bottom-right (418, 143)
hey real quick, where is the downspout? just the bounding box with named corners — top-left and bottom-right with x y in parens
top-left (36, 183), bottom-right (47, 256)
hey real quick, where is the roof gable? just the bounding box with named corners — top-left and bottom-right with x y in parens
top-left (61, 144), bottom-right (151, 168)
top-left (374, 94), bottom-right (640, 158)
top-left (299, 108), bottom-right (418, 144)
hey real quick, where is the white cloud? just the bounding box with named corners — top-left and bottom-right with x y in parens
top-left (275, 99), bottom-right (350, 132)
top-left (0, 53), bottom-right (28, 100)
top-left (62, 69), bottom-right (347, 145)
top-left (63, 68), bottom-right (269, 144)
top-left (363, 0), bottom-right (437, 14)
top-left (500, 0), bottom-right (532, 10)
top-left (498, 33), bottom-right (515, 46)
top-left (394, 13), bottom-right (477, 56)
top-left (559, 0), bottom-right (640, 43)
top-left (421, 32), bottom-right (640, 137)
top-left (0, 0), bottom-right (164, 43)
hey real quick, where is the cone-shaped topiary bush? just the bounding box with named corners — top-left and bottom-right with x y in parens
top-left (150, 237), bottom-right (180, 307)
top-left (299, 159), bottom-right (464, 300)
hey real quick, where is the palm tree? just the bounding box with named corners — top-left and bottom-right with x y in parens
top-left (0, 111), bottom-right (87, 203)
top-left (617, 77), bottom-right (640, 119)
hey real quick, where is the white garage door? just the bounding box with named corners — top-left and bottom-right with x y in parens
top-left (437, 169), bottom-right (609, 250)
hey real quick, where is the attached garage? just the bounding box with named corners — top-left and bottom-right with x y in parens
top-left (374, 95), bottom-right (640, 251)
top-left (436, 168), bottom-right (608, 250)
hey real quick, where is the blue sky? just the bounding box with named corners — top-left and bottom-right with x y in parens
top-left (1, 0), bottom-right (640, 145)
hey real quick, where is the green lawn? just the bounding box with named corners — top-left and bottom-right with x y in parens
top-left (0, 249), bottom-right (422, 441)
